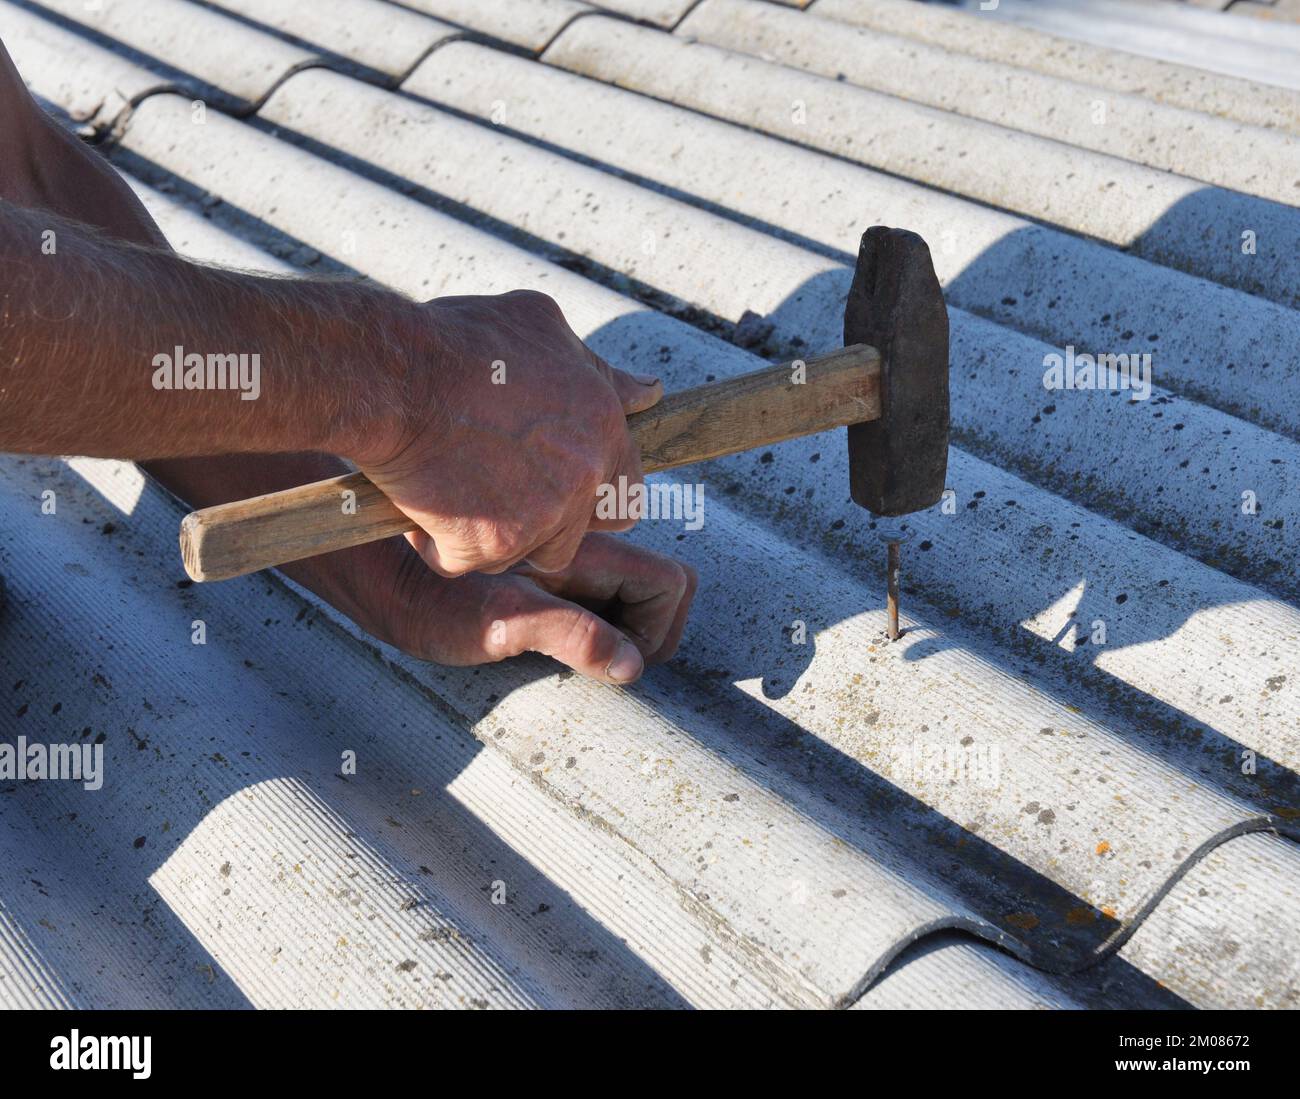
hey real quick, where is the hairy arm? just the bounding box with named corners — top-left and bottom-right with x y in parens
top-left (0, 200), bottom-right (416, 461)
top-left (0, 40), bottom-right (403, 614)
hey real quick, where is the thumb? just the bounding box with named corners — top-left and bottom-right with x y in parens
top-left (486, 582), bottom-right (646, 685)
top-left (589, 349), bottom-right (663, 415)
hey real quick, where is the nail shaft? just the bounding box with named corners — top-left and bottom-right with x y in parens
top-left (886, 539), bottom-right (901, 641)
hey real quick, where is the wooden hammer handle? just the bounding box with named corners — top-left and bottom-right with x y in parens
top-left (180, 344), bottom-right (881, 581)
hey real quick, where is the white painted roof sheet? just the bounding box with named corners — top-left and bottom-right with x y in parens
top-left (1, 0), bottom-right (1298, 1009)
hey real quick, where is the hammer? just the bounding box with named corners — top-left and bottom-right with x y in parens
top-left (179, 227), bottom-right (950, 639)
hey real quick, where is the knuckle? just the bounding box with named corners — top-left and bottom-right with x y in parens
top-left (532, 503), bottom-right (570, 541)
top-left (515, 289), bottom-right (562, 318)
top-left (526, 554), bottom-right (564, 575)
top-left (524, 540), bottom-right (562, 568)
top-left (482, 525), bottom-right (527, 563)
top-left (531, 531), bottom-right (582, 574)
top-left (582, 455), bottom-right (610, 492)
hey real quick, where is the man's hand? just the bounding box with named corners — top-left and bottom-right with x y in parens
top-left (152, 452), bottom-right (699, 685)
top-left (334, 532), bottom-right (697, 684)
top-left (355, 290), bottom-right (662, 578)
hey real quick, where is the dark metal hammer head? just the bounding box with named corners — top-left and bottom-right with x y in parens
top-left (843, 226), bottom-right (950, 517)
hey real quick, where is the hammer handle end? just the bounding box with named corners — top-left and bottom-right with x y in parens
top-left (180, 470), bottom-right (413, 582)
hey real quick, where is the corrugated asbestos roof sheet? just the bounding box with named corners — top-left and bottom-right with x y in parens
top-left (1, 0), bottom-right (1298, 1009)
top-left (960, 0), bottom-right (1300, 90)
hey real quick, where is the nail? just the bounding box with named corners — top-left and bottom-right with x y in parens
top-left (634, 373), bottom-right (660, 386)
top-left (606, 639), bottom-right (644, 683)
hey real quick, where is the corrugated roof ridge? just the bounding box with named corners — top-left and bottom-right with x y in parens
top-left (383, 0), bottom-right (598, 54)
top-left (583, 0), bottom-right (703, 30)
top-left (288, 64), bottom-right (1300, 442)
top-left (972, 0), bottom-right (1300, 92)
top-left (0, 0), bottom-right (177, 130)
top-left (50, 438), bottom-right (1293, 1008)
top-left (188, 0), bottom-right (474, 85)
top-left (17, 0), bottom-right (317, 112)
top-left (810, 0), bottom-right (1300, 134)
top-left (0, 0), bottom-right (474, 133)
top-left (679, 0), bottom-right (1300, 200)
top-left (847, 819), bottom-right (1299, 1008)
top-left (1116, 829), bottom-right (1300, 1008)
top-left (537, 14), bottom-right (1300, 306)
top-left (851, 928), bottom-right (1088, 1009)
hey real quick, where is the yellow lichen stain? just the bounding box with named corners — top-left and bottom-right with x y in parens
top-left (337, 936), bottom-right (349, 948)
top-left (1095, 841), bottom-right (1111, 856)
top-left (1100, 905), bottom-right (1117, 919)
top-left (1004, 912), bottom-right (1039, 931)
top-left (293, 863), bottom-right (303, 874)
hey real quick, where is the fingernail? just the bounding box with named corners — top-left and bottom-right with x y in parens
top-left (606, 639), bottom-right (644, 683)
top-left (634, 374), bottom-right (660, 386)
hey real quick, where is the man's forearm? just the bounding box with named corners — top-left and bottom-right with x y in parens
top-left (0, 83), bottom-right (385, 528)
top-left (0, 200), bottom-right (418, 462)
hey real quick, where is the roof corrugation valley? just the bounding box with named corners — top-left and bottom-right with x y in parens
top-left (1, 0), bottom-right (1298, 1009)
